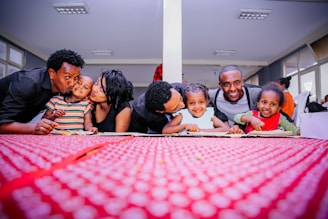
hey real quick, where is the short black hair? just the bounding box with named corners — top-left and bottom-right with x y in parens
top-left (100, 69), bottom-right (134, 109)
top-left (145, 81), bottom-right (172, 112)
top-left (259, 83), bottom-right (284, 106)
top-left (218, 65), bottom-right (242, 82)
top-left (47, 49), bottom-right (85, 71)
top-left (277, 76), bottom-right (291, 89)
top-left (184, 83), bottom-right (209, 104)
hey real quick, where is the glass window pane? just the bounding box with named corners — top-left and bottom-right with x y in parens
top-left (9, 47), bottom-right (23, 65)
top-left (300, 71), bottom-right (316, 102)
top-left (284, 54), bottom-right (298, 75)
top-left (299, 47), bottom-right (317, 71)
top-left (288, 74), bottom-right (299, 98)
top-left (0, 40), bottom-right (6, 60)
top-left (7, 64), bottom-right (20, 75)
top-left (0, 63), bottom-right (5, 78)
top-left (320, 62), bottom-right (328, 102)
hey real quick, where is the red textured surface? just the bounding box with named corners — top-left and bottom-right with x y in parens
top-left (1, 135), bottom-right (328, 219)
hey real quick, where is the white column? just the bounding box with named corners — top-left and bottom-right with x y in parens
top-left (162, 0), bottom-right (182, 83)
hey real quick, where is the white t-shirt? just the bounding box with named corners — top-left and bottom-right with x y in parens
top-left (173, 107), bottom-right (215, 133)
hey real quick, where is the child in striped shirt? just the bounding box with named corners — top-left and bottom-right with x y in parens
top-left (43, 76), bottom-right (98, 134)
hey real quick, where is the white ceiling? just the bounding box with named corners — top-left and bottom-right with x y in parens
top-left (1, 0), bottom-right (328, 87)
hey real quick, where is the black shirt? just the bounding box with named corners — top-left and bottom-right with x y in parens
top-left (128, 83), bottom-right (186, 133)
top-left (92, 101), bottom-right (131, 132)
top-left (0, 67), bottom-right (54, 124)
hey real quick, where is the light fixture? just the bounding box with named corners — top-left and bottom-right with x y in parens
top-left (53, 3), bottom-right (88, 14)
top-left (91, 50), bottom-right (113, 56)
top-left (214, 50), bottom-right (236, 56)
top-left (238, 9), bottom-right (271, 20)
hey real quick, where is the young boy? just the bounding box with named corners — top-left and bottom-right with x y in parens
top-left (43, 76), bottom-right (98, 134)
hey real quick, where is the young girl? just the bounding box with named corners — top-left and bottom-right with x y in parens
top-left (234, 83), bottom-right (300, 135)
top-left (43, 76), bottom-right (98, 133)
top-left (162, 83), bottom-right (230, 134)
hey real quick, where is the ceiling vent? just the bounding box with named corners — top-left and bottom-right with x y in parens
top-left (91, 50), bottom-right (113, 56)
top-left (214, 50), bottom-right (236, 56)
top-left (53, 3), bottom-right (88, 14)
top-left (238, 9), bottom-right (271, 20)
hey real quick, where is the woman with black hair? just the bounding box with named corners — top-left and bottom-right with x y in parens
top-left (89, 69), bottom-right (134, 132)
top-left (277, 76), bottom-right (295, 119)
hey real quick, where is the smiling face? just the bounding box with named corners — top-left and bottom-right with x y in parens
top-left (49, 62), bottom-right (81, 95)
top-left (185, 90), bottom-right (208, 118)
top-left (72, 76), bottom-right (93, 99)
top-left (257, 90), bottom-right (281, 118)
top-left (219, 70), bottom-right (244, 102)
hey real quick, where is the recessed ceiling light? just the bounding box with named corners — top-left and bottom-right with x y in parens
top-left (53, 3), bottom-right (88, 14)
top-left (238, 9), bottom-right (271, 20)
top-left (91, 50), bottom-right (113, 56)
top-left (214, 50), bottom-right (236, 56)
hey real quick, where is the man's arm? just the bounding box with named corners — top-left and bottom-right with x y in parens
top-left (0, 119), bottom-right (58, 135)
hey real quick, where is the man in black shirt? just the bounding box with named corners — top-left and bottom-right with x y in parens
top-left (0, 49), bottom-right (85, 134)
top-left (129, 81), bottom-right (186, 133)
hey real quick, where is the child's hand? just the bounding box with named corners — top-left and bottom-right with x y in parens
top-left (228, 125), bottom-right (245, 134)
top-left (185, 124), bottom-right (200, 132)
top-left (88, 127), bottom-right (98, 134)
top-left (250, 117), bottom-right (264, 131)
top-left (53, 109), bottom-right (65, 118)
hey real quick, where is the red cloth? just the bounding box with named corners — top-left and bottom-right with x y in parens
top-left (153, 64), bottom-right (162, 81)
top-left (245, 110), bottom-right (280, 133)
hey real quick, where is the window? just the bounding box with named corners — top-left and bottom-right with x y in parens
top-left (288, 74), bottom-right (298, 98)
top-left (300, 70), bottom-right (316, 102)
top-left (0, 62), bottom-right (5, 78)
top-left (299, 47), bottom-right (317, 71)
top-left (320, 62), bottom-right (328, 103)
top-left (284, 53), bottom-right (298, 75)
top-left (0, 41), bottom-right (6, 60)
top-left (283, 44), bottom-right (328, 102)
top-left (9, 46), bottom-right (23, 66)
top-left (0, 39), bottom-right (24, 78)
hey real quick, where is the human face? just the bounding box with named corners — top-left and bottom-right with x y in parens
top-left (89, 76), bottom-right (108, 103)
top-left (257, 90), bottom-right (281, 118)
top-left (161, 89), bottom-right (185, 114)
top-left (49, 62), bottom-right (80, 95)
top-left (72, 76), bottom-right (93, 99)
top-left (219, 70), bottom-right (244, 102)
top-left (186, 90), bottom-right (208, 118)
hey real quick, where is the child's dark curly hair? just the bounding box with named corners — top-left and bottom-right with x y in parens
top-left (145, 81), bottom-right (173, 112)
top-left (258, 82), bottom-right (284, 106)
top-left (183, 83), bottom-right (209, 105)
top-left (47, 49), bottom-right (85, 71)
top-left (100, 69), bottom-right (134, 109)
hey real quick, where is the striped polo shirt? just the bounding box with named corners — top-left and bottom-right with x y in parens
top-left (45, 95), bottom-right (91, 130)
